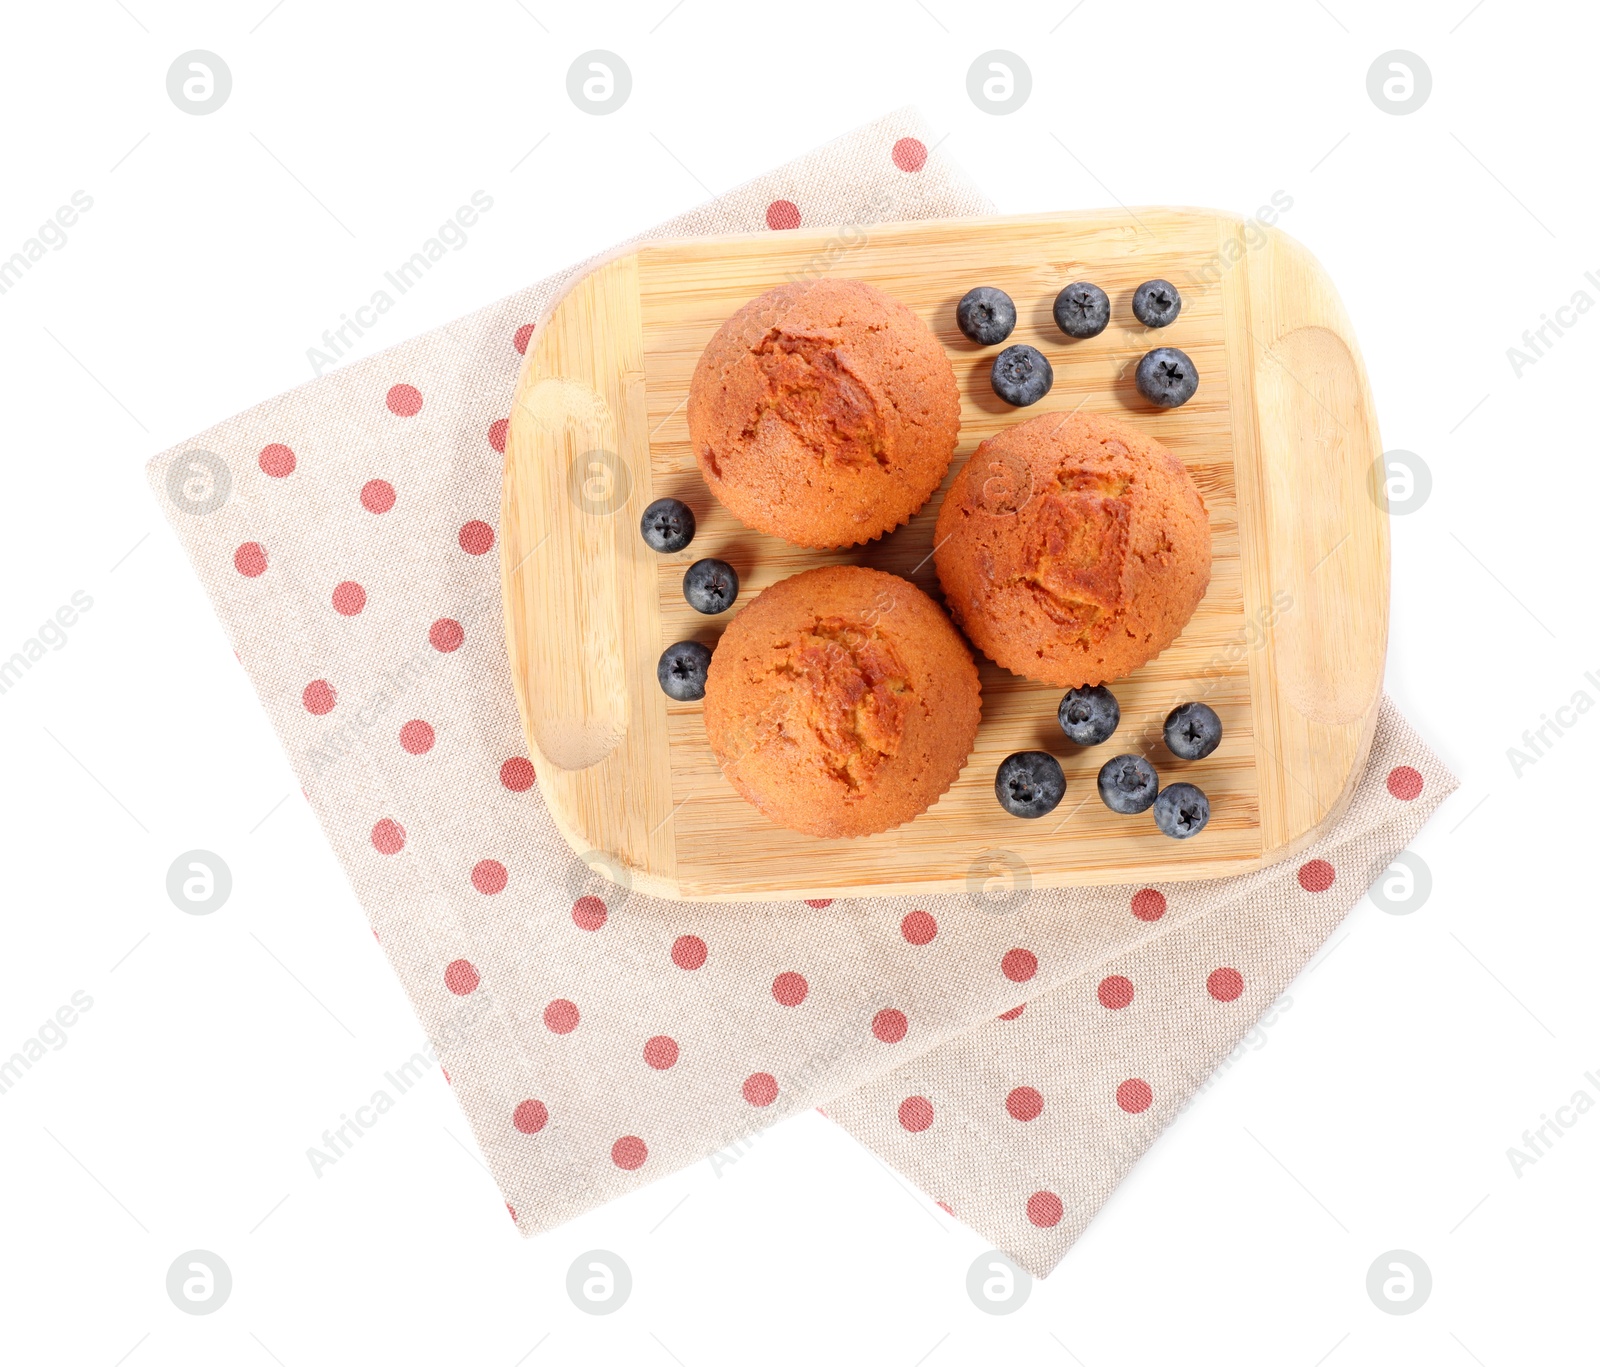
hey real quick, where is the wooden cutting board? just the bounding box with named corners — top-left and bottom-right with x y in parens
top-left (500, 210), bottom-right (1388, 902)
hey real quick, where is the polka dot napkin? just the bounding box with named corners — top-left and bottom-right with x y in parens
top-left (147, 107), bottom-right (1456, 1278)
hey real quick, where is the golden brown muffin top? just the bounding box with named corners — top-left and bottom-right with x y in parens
top-left (935, 411), bottom-right (1211, 686)
top-left (769, 614), bottom-right (911, 795)
top-left (739, 331), bottom-right (889, 474)
top-left (688, 279), bottom-right (959, 548)
top-left (703, 565), bottom-right (980, 837)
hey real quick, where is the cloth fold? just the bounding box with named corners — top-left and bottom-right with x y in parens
top-left (826, 697), bottom-right (1453, 1275)
top-left (146, 106), bottom-right (1454, 1278)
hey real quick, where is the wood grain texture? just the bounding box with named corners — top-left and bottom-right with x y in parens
top-left (501, 210), bottom-right (1388, 901)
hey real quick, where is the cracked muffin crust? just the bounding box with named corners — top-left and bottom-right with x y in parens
top-left (687, 279), bottom-right (960, 548)
top-left (934, 411), bottom-right (1211, 687)
top-left (702, 565), bottom-right (981, 838)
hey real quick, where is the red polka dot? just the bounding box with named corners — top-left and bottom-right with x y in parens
top-left (429, 618), bottom-right (464, 652)
top-left (512, 1099), bottom-right (547, 1134)
top-left (487, 419), bottom-right (509, 454)
top-left (1002, 948), bottom-right (1037, 982)
top-left (898, 1096), bottom-right (933, 1132)
top-left (1097, 975), bottom-right (1134, 1010)
top-left (370, 818), bottom-right (405, 854)
top-left (386, 383), bottom-right (422, 417)
top-left (1027, 1191), bottom-right (1064, 1227)
top-left (1131, 888), bottom-right (1167, 921)
top-left (872, 1008), bottom-right (908, 1043)
top-left (258, 443), bottom-right (296, 477)
top-left (500, 756), bottom-right (535, 791)
top-left (644, 1035), bottom-right (678, 1069)
top-left (936, 1200), bottom-right (953, 1215)
top-left (332, 581), bottom-right (366, 615)
top-left (360, 479), bottom-right (395, 513)
top-left (399, 719), bottom-right (434, 754)
top-left (302, 679), bottom-right (336, 715)
top-left (743, 1071), bottom-right (778, 1107)
top-left (1298, 859), bottom-right (1336, 893)
top-left (672, 935), bottom-right (707, 970)
top-left (998, 1004), bottom-right (1026, 1021)
top-left (891, 136), bottom-right (928, 172)
top-left (471, 859), bottom-right (508, 894)
top-left (765, 199), bottom-right (801, 230)
top-left (443, 959), bottom-right (479, 995)
top-left (1117, 1078), bottom-right (1153, 1114)
top-left (543, 999), bottom-right (579, 1034)
top-left (1387, 765), bottom-right (1424, 800)
top-left (611, 1135), bottom-right (647, 1170)
top-left (804, 898), bottom-right (833, 909)
top-left (513, 323), bottom-right (534, 354)
top-left (233, 542), bottom-right (267, 577)
top-left (1006, 1086), bottom-right (1044, 1121)
top-left (772, 971), bottom-right (808, 1006)
top-left (901, 910), bottom-right (937, 945)
top-left (507, 1203), bottom-right (518, 1221)
top-left (459, 520), bottom-right (495, 555)
top-left (1208, 967), bottom-right (1244, 1002)
top-left (572, 896), bottom-right (607, 931)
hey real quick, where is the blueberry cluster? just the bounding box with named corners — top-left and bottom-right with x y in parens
top-left (994, 690), bottom-right (1221, 840)
top-left (955, 280), bottom-right (1199, 410)
top-left (639, 496), bottom-right (739, 703)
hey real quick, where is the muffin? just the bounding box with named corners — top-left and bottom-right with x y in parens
top-left (934, 411), bottom-right (1211, 687)
top-left (687, 279), bottom-right (960, 548)
top-left (702, 566), bottom-right (980, 838)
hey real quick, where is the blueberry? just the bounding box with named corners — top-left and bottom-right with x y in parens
top-left (1057, 685), bottom-right (1120, 746)
top-left (657, 640), bottom-right (712, 701)
top-left (1134, 346), bottom-right (1199, 408)
top-left (1163, 701), bottom-right (1222, 760)
top-left (682, 558), bottom-right (739, 614)
top-left (1153, 782), bottom-right (1210, 839)
top-left (1132, 279), bottom-right (1182, 328)
top-left (956, 287), bottom-right (1017, 346)
top-left (1096, 753), bottom-right (1158, 814)
top-left (1053, 282), bottom-right (1110, 339)
top-left (990, 344), bottom-right (1053, 407)
top-left (640, 497), bottom-right (695, 553)
top-left (995, 751), bottom-right (1066, 818)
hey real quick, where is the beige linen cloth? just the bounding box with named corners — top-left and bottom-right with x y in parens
top-left (147, 108), bottom-right (1455, 1277)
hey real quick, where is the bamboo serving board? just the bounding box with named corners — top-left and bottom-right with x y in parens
top-left (501, 210), bottom-right (1388, 901)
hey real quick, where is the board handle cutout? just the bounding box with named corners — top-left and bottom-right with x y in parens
top-left (502, 376), bottom-right (629, 771)
top-left (1255, 327), bottom-right (1387, 728)
top-left (1242, 226), bottom-right (1389, 857)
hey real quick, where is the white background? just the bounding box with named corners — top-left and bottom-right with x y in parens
top-left (1, 1), bottom-right (1595, 1363)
